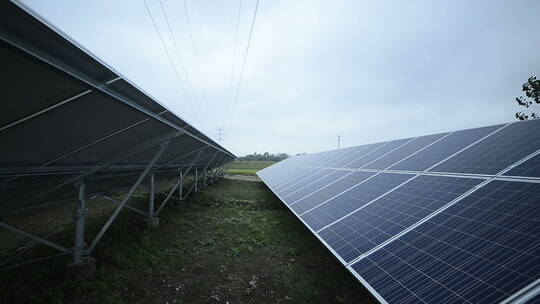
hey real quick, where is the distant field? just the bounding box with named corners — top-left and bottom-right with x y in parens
top-left (227, 161), bottom-right (276, 175)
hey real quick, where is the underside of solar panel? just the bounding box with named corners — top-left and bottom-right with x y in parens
top-left (0, 0), bottom-right (234, 272)
top-left (258, 120), bottom-right (540, 304)
top-left (0, 1), bottom-right (235, 216)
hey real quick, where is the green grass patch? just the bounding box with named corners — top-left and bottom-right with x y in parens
top-left (0, 178), bottom-right (375, 304)
top-left (227, 161), bottom-right (276, 175)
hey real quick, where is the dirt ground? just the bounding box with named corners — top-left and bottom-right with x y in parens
top-left (0, 177), bottom-right (376, 304)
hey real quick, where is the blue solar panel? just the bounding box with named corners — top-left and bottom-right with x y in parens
top-left (274, 169), bottom-right (331, 196)
top-left (364, 133), bottom-right (449, 170)
top-left (300, 173), bottom-right (414, 231)
top-left (318, 175), bottom-right (482, 263)
top-left (351, 180), bottom-right (540, 304)
top-left (258, 120), bottom-right (540, 303)
top-left (430, 120), bottom-right (540, 175)
top-left (344, 138), bottom-right (412, 168)
top-left (504, 153), bottom-right (540, 178)
top-left (282, 170), bottom-right (350, 203)
top-left (290, 171), bottom-right (375, 214)
top-left (390, 124), bottom-right (503, 172)
top-left (330, 143), bottom-right (384, 168)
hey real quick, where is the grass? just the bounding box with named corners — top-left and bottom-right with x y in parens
top-left (227, 161), bottom-right (276, 175)
top-left (0, 178), bottom-right (376, 304)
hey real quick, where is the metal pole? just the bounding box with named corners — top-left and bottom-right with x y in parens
top-left (148, 173), bottom-right (155, 219)
top-left (179, 170), bottom-right (183, 200)
top-left (73, 182), bottom-right (87, 263)
top-left (194, 169), bottom-right (198, 193)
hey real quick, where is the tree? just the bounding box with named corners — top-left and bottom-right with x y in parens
top-left (515, 75), bottom-right (540, 120)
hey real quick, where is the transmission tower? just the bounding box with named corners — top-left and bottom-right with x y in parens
top-left (216, 128), bottom-right (225, 144)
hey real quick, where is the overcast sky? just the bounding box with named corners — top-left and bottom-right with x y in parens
top-left (22, 0), bottom-right (540, 156)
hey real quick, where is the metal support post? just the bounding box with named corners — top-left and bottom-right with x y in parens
top-left (146, 173), bottom-right (159, 228)
top-left (178, 170), bottom-right (183, 200)
top-left (73, 182), bottom-right (86, 264)
top-left (194, 169), bottom-right (198, 193)
top-left (148, 173), bottom-right (155, 218)
top-left (182, 152), bottom-right (217, 200)
top-left (66, 182), bottom-right (95, 276)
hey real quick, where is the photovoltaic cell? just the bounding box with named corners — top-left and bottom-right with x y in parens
top-left (351, 180), bottom-right (540, 304)
top-left (504, 153), bottom-right (540, 178)
top-left (390, 124), bottom-right (503, 172)
top-left (430, 120), bottom-right (540, 175)
top-left (300, 173), bottom-right (413, 231)
top-left (330, 144), bottom-right (382, 168)
top-left (275, 168), bottom-right (330, 196)
top-left (282, 170), bottom-right (350, 203)
top-left (318, 175), bottom-right (482, 263)
top-left (290, 171), bottom-right (374, 214)
top-left (272, 168), bottom-right (320, 193)
top-left (344, 138), bottom-right (412, 168)
top-left (364, 133), bottom-right (448, 170)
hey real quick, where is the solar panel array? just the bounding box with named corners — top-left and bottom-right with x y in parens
top-left (258, 120), bottom-right (540, 304)
top-left (0, 1), bottom-right (234, 216)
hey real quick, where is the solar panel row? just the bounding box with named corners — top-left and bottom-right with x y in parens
top-left (0, 1), bottom-right (235, 216)
top-left (257, 119), bottom-right (540, 304)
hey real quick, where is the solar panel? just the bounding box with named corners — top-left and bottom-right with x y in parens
top-left (257, 119), bottom-right (540, 303)
top-left (301, 173), bottom-right (414, 231)
top-left (504, 153), bottom-right (540, 178)
top-left (319, 175), bottom-right (482, 263)
top-left (429, 121), bottom-right (540, 175)
top-left (344, 139), bottom-right (413, 168)
top-left (290, 171), bottom-right (375, 213)
top-left (351, 180), bottom-right (540, 304)
top-left (390, 124), bottom-right (504, 172)
top-left (364, 133), bottom-right (449, 170)
top-left (0, 1), bottom-right (235, 215)
top-left (282, 170), bottom-right (350, 202)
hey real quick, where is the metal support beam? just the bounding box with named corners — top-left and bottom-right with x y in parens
top-left (16, 132), bottom-right (180, 210)
top-left (87, 142), bottom-right (168, 253)
top-left (73, 182), bottom-right (87, 263)
top-left (156, 174), bottom-right (182, 215)
top-left (0, 221), bottom-right (69, 254)
top-left (100, 196), bottom-right (147, 216)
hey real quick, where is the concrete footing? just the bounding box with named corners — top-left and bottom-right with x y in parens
top-left (65, 256), bottom-right (96, 277)
top-left (145, 217), bottom-right (159, 229)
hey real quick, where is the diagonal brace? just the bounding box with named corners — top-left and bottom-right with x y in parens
top-left (86, 143), bottom-right (169, 253)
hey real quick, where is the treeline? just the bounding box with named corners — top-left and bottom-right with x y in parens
top-left (237, 152), bottom-right (289, 161)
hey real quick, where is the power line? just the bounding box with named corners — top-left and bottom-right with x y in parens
top-left (227, 0), bottom-right (261, 130)
top-left (182, 0), bottom-right (210, 118)
top-left (142, 0), bottom-right (200, 122)
top-left (157, 0), bottom-right (205, 125)
top-left (226, 0), bottom-right (242, 127)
